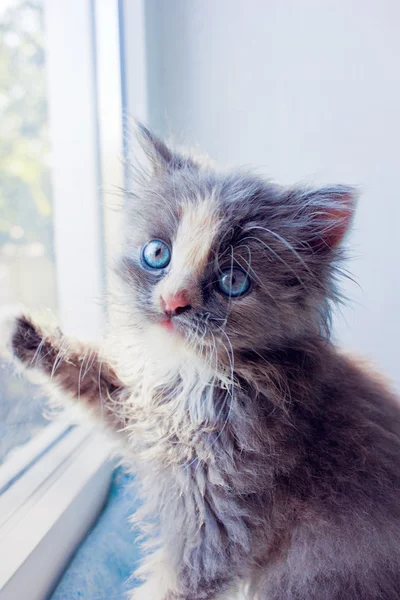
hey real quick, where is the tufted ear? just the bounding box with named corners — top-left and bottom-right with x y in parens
top-left (288, 185), bottom-right (358, 252)
top-left (137, 122), bottom-right (195, 173)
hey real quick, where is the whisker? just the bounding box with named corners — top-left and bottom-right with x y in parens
top-left (245, 224), bottom-right (317, 280)
top-left (240, 235), bottom-right (309, 289)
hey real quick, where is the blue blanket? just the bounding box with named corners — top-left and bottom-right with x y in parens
top-left (51, 468), bottom-right (142, 600)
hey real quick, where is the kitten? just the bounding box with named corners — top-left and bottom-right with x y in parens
top-left (2, 125), bottom-right (400, 600)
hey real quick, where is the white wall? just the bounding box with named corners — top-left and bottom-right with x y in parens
top-left (132, 0), bottom-right (400, 389)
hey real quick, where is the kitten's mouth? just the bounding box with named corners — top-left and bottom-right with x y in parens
top-left (158, 317), bottom-right (189, 340)
top-left (160, 317), bottom-right (175, 333)
top-left (157, 315), bottom-right (205, 343)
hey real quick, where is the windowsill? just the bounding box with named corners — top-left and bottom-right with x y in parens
top-left (0, 421), bottom-right (113, 600)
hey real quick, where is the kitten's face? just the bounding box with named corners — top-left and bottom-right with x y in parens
top-left (115, 126), bottom-right (355, 367)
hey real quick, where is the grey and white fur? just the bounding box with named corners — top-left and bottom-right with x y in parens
top-left (2, 125), bottom-right (400, 600)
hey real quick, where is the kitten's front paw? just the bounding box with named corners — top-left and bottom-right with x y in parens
top-left (0, 304), bottom-right (26, 360)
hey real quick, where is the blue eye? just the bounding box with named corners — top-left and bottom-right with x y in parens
top-left (217, 267), bottom-right (251, 297)
top-left (142, 240), bottom-right (171, 269)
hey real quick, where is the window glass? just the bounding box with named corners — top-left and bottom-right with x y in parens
top-left (0, 0), bottom-right (56, 465)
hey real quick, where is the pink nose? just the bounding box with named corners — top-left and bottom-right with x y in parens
top-left (161, 291), bottom-right (191, 316)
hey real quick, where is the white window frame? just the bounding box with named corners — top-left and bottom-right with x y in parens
top-left (0, 423), bottom-right (112, 600)
top-left (0, 1), bottom-right (142, 598)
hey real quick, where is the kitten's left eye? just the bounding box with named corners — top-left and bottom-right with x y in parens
top-left (141, 240), bottom-right (171, 269)
top-left (217, 267), bottom-right (251, 297)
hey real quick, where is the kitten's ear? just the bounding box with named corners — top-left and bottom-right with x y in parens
top-left (136, 122), bottom-right (192, 173)
top-left (292, 185), bottom-right (358, 251)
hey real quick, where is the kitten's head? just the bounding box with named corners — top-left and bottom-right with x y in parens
top-left (114, 125), bottom-right (356, 369)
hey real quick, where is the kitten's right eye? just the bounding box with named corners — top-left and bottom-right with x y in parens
top-left (141, 240), bottom-right (171, 269)
top-left (217, 267), bottom-right (251, 297)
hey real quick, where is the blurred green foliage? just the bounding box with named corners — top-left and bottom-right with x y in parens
top-left (0, 0), bottom-right (50, 464)
top-left (0, 0), bottom-right (53, 254)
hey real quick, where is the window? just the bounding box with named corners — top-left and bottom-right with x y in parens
top-left (0, 0), bottom-right (55, 464)
top-left (0, 0), bottom-right (129, 596)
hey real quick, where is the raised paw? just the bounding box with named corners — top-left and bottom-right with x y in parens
top-left (0, 304), bottom-right (29, 360)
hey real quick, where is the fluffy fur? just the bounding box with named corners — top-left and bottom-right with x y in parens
top-left (2, 125), bottom-right (400, 600)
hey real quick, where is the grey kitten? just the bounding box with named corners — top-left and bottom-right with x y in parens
top-left (2, 125), bottom-right (400, 600)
